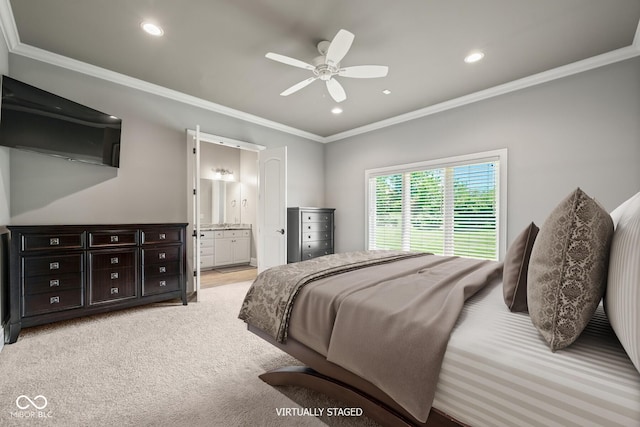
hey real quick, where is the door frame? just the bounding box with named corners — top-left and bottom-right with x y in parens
top-left (185, 129), bottom-right (267, 299)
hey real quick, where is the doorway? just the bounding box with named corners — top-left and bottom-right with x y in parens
top-left (185, 129), bottom-right (287, 299)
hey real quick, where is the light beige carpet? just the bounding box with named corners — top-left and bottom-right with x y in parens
top-left (0, 282), bottom-right (379, 427)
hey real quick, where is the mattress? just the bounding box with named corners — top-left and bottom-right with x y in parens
top-left (433, 281), bottom-right (640, 427)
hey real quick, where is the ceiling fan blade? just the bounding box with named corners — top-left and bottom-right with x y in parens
top-left (338, 65), bottom-right (389, 78)
top-left (280, 76), bottom-right (318, 96)
top-left (325, 29), bottom-right (354, 66)
top-left (326, 78), bottom-right (346, 103)
top-left (266, 52), bottom-right (315, 71)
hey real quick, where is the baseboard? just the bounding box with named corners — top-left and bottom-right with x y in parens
top-left (250, 257), bottom-right (257, 267)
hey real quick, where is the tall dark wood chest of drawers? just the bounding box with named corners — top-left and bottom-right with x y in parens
top-left (287, 207), bottom-right (335, 263)
top-left (6, 223), bottom-right (187, 344)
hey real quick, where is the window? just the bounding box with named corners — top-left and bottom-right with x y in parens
top-left (366, 150), bottom-right (506, 260)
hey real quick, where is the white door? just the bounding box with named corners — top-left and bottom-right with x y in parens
top-left (258, 146), bottom-right (287, 273)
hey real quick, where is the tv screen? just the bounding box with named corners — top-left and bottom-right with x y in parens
top-left (0, 75), bottom-right (121, 167)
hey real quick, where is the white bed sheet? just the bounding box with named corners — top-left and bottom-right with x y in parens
top-left (433, 281), bottom-right (640, 427)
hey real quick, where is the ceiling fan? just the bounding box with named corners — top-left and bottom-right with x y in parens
top-left (266, 29), bottom-right (389, 103)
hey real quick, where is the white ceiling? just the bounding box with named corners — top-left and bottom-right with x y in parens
top-left (3, 0), bottom-right (640, 142)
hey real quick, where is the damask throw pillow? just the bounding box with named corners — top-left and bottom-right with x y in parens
top-left (527, 188), bottom-right (614, 351)
top-left (503, 222), bottom-right (539, 312)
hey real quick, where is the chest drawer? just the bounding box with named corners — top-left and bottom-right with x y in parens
top-left (90, 250), bottom-right (137, 270)
top-left (89, 230), bottom-right (138, 247)
top-left (24, 272), bottom-right (83, 295)
top-left (23, 288), bottom-right (83, 317)
top-left (21, 233), bottom-right (84, 252)
top-left (302, 247), bottom-right (333, 260)
top-left (302, 231), bottom-right (332, 242)
top-left (24, 254), bottom-right (83, 277)
top-left (143, 246), bottom-right (181, 264)
top-left (301, 222), bottom-right (331, 232)
top-left (302, 212), bottom-right (333, 223)
top-left (141, 228), bottom-right (183, 245)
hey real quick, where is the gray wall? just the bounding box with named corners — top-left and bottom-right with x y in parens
top-left (8, 54), bottom-right (325, 225)
top-left (325, 57), bottom-right (640, 256)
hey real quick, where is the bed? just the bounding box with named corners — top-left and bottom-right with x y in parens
top-left (239, 189), bottom-right (640, 427)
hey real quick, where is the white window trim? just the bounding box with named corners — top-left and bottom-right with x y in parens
top-left (364, 148), bottom-right (508, 259)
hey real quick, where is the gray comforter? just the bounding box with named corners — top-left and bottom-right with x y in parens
top-left (239, 250), bottom-right (503, 422)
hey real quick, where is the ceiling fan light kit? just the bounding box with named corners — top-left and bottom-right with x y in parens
top-left (266, 29), bottom-right (389, 103)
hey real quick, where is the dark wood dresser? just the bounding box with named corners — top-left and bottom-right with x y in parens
top-left (287, 207), bottom-right (335, 263)
top-left (6, 223), bottom-right (187, 344)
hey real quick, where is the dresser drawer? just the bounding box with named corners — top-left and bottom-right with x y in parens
top-left (143, 246), bottom-right (181, 264)
top-left (141, 228), bottom-right (183, 245)
top-left (302, 240), bottom-right (332, 252)
top-left (24, 254), bottom-right (83, 277)
top-left (301, 222), bottom-right (331, 232)
top-left (302, 231), bottom-right (332, 242)
top-left (89, 230), bottom-right (138, 247)
top-left (89, 267), bottom-right (137, 304)
top-left (90, 250), bottom-right (136, 270)
top-left (24, 272), bottom-right (83, 296)
top-left (143, 275), bottom-right (181, 296)
top-left (302, 247), bottom-right (333, 260)
top-left (143, 261), bottom-right (181, 278)
top-left (23, 288), bottom-right (83, 317)
top-left (302, 212), bottom-right (333, 223)
top-left (21, 233), bottom-right (84, 252)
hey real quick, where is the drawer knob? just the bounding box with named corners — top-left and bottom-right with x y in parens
top-left (49, 279), bottom-right (60, 287)
top-left (49, 262), bottom-right (60, 270)
top-left (159, 252), bottom-right (166, 259)
top-left (50, 296), bottom-right (60, 304)
top-left (111, 257), bottom-right (119, 264)
top-left (49, 238), bottom-right (60, 246)
top-left (159, 233), bottom-right (166, 240)
top-left (159, 266), bottom-right (166, 273)
top-left (111, 272), bottom-right (119, 279)
top-left (159, 280), bottom-right (167, 287)
top-left (110, 235), bottom-right (119, 243)
top-left (110, 287), bottom-right (119, 295)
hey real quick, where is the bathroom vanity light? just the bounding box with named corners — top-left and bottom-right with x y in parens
top-left (213, 168), bottom-right (235, 181)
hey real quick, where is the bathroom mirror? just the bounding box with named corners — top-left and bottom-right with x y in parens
top-left (201, 179), bottom-right (244, 225)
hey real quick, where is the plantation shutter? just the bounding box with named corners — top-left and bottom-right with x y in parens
top-left (367, 159), bottom-right (499, 261)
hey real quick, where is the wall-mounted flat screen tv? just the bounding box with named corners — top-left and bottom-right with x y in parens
top-left (0, 75), bottom-right (121, 167)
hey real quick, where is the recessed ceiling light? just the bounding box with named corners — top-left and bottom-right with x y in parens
top-left (464, 51), bottom-right (484, 63)
top-left (141, 21), bottom-right (164, 37)
top-left (382, 89), bottom-right (391, 95)
top-left (331, 107), bottom-right (343, 115)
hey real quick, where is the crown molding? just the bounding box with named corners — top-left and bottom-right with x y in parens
top-left (0, 0), bottom-right (639, 145)
top-left (10, 44), bottom-right (326, 143)
top-left (0, 0), bottom-right (18, 50)
top-left (324, 44), bottom-right (640, 143)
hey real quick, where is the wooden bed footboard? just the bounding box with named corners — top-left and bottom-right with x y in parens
top-left (249, 325), bottom-right (466, 427)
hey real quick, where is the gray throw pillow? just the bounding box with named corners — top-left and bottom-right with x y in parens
top-left (503, 222), bottom-right (539, 312)
top-left (527, 188), bottom-right (613, 351)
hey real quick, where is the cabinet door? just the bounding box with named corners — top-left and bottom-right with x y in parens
top-left (232, 238), bottom-right (250, 264)
top-left (214, 238), bottom-right (233, 266)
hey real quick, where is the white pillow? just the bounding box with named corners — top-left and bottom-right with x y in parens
top-left (606, 191), bottom-right (640, 373)
top-left (610, 191), bottom-right (640, 228)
